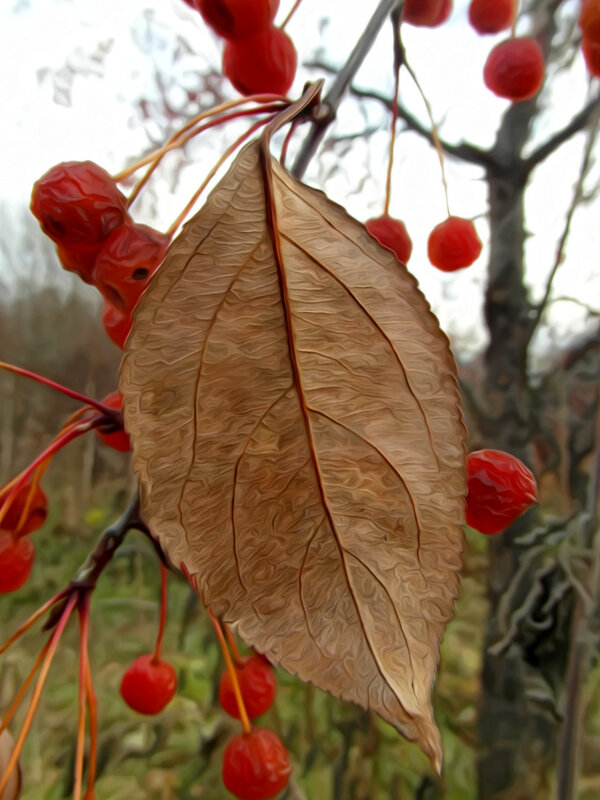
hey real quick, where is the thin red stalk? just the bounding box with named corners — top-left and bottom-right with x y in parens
top-left (127, 103), bottom-right (285, 209)
top-left (0, 587), bottom-right (70, 657)
top-left (224, 624), bottom-right (244, 667)
top-left (83, 650), bottom-right (98, 796)
top-left (151, 564), bottom-right (168, 663)
top-left (0, 420), bottom-right (99, 531)
top-left (0, 594), bottom-right (77, 795)
top-left (166, 116), bottom-right (276, 237)
top-left (0, 361), bottom-right (117, 416)
top-left (74, 595), bottom-right (91, 800)
top-left (209, 611), bottom-right (251, 735)
top-left (281, 0), bottom-right (303, 29)
top-left (0, 640), bottom-right (51, 736)
top-left (384, 25), bottom-right (401, 217)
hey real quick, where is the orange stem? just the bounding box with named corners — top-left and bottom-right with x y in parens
top-left (281, 0), bottom-right (303, 29)
top-left (84, 650), bottom-right (98, 796)
top-left (165, 115), bottom-right (276, 237)
top-left (0, 588), bottom-right (69, 657)
top-left (0, 640), bottom-right (51, 736)
top-left (0, 594), bottom-right (77, 795)
top-left (209, 611), bottom-right (251, 734)
top-left (74, 595), bottom-right (91, 800)
top-left (224, 624), bottom-right (244, 667)
top-left (152, 563), bottom-right (168, 663)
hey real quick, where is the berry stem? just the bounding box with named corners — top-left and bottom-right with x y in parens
top-left (151, 563), bottom-right (168, 663)
top-left (281, 0), bottom-right (303, 30)
top-left (209, 611), bottom-right (252, 735)
top-left (384, 9), bottom-right (403, 217)
top-left (0, 594), bottom-right (78, 796)
top-left (84, 649), bottom-right (98, 797)
top-left (224, 624), bottom-right (244, 667)
top-left (280, 119), bottom-right (299, 168)
top-left (0, 640), bottom-right (52, 736)
top-left (114, 97), bottom-right (288, 184)
top-left (74, 595), bottom-right (91, 800)
top-left (0, 587), bottom-right (70, 657)
top-left (166, 116), bottom-right (277, 237)
top-left (0, 361), bottom-right (118, 417)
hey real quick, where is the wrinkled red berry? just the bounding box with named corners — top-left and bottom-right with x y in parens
top-left (120, 654), bottom-right (177, 714)
top-left (31, 161), bottom-right (128, 248)
top-left (427, 217), bottom-right (482, 271)
top-left (466, 449), bottom-right (538, 535)
top-left (0, 531), bottom-right (35, 594)
top-left (219, 656), bottom-right (277, 719)
top-left (196, 0), bottom-right (279, 40)
top-left (402, 0), bottom-right (445, 27)
top-left (468, 0), bottom-right (515, 34)
top-left (95, 391), bottom-right (131, 453)
top-left (101, 300), bottom-right (132, 350)
top-left (94, 223), bottom-right (169, 313)
top-left (222, 728), bottom-right (291, 800)
top-left (223, 26), bottom-right (296, 96)
top-left (483, 37), bottom-right (545, 101)
top-left (365, 215), bottom-right (413, 263)
top-left (1, 481), bottom-right (48, 536)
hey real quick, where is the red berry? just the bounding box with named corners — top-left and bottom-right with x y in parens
top-left (582, 35), bottom-right (600, 77)
top-left (101, 300), bottom-right (132, 350)
top-left (431, 0), bottom-right (452, 25)
top-left (94, 223), bottom-right (169, 313)
top-left (1, 481), bottom-right (48, 536)
top-left (219, 656), bottom-right (277, 719)
top-left (196, 0), bottom-right (279, 40)
top-left (55, 241), bottom-right (105, 284)
top-left (468, 0), bottom-right (515, 35)
top-left (365, 215), bottom-right (413, 263)
top-left (223, 26), bottom-right (296, 97)
top-left (120, 654), bottom-right (177, 714)
top-left (483, 37), bottom-right (545, 102)
top-left (402, 0), bottom-right (445, 27)
top-left (0, 531), bottom-right (35, 594)
top-left (222, 729), bottom-right (291, 800)
top-left (580, 0), bottom-right (600, 44)
top-left (466, 449), bottom-right (538, 535)
top-left (95, 391), bottom-right (131, 453)
top-left (427, 216), bottom-right (482, 271)
top-left (31, 161), bottom-right (128, 252)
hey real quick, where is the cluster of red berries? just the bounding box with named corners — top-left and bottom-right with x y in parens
top-left (185, 0), bottom-right (297, 97)
top-left (0, 480), bottom-right (48, 594)
top-left (218, 652), bottom-right (291, 799)
top-left (30, 160), bottom-right (169, 351)
top-left (580, 0), bottom-right (600, 78)
top-left (465, 449), bottom-right (538, 534)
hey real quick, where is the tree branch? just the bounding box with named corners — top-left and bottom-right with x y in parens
top-left (523, 92), bottom-right (600, 175)
top-left (304, 62), bottom-right (496, 170)
top-left (291, 0), bottom-right (404, 178)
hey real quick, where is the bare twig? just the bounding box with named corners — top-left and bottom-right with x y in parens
top-left (291, 0), bottom-right (404, 178)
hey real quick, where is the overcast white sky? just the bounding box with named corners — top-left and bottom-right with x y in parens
top-left (1, 0), bottom-right (598, 361)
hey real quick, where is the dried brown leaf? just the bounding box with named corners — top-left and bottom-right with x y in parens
top-left (120, 122), bottom-right (466, 769)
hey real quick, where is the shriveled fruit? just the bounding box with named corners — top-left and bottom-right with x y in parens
top-left (196, 0), bottom-right (279, 40)
top-left (483, 37), bottom-right (545, 101)
top-left (402, 0), bottom-right (445, 26)
top-left (222, 728), bottom-right (291, 799)
top-left (219, 656), bottom-right (277, 719)
top-left (468, 0), bottom-right (515, 35)
top-left (95, 392), bottom-right (131, 452)
top-left (120, 654), bottom-right (177, 714)
top-left (101, 299), bottom-right (132, 350)
top-left (223, 26), bottom-right (296, 96)
top-left (466, 449), bottom-right (537, 535)
top-left (94, 223), bottom-right (169, 313)
top-left (365, 215), bottom-right (413, 263)
top-left (427, 216), bottom-right (482, 271)
top-left (31, 161), bottom-right (127, 248)
top-left (0, 531), bottom-right (35, 594)
top-left (1, 481), bottom-right (48, 536)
